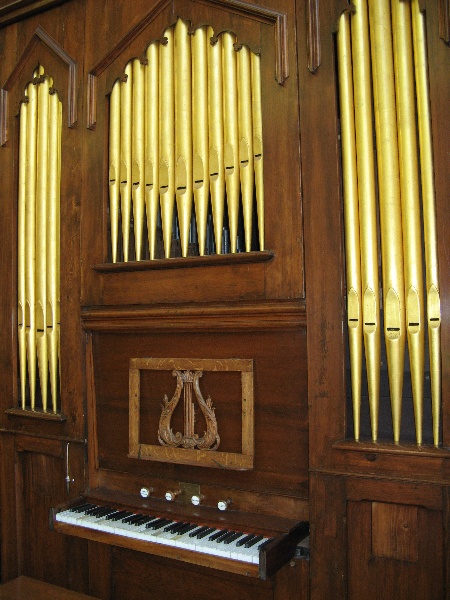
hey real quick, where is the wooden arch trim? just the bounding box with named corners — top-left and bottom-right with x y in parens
top-left (0, 25), bottom-right (77, 146)
top-left (87, 0), bottom-right (288, 129)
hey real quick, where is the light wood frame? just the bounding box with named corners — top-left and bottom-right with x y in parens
top-left (128, 357), bottom-right (254, 470)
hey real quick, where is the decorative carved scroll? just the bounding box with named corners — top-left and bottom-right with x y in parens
top-left (129, 357), bottom-right (254, 470)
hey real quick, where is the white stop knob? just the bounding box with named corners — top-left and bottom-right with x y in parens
top-left (217, 499), bottom-right (232, 511)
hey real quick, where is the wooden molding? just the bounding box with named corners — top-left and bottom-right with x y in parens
top-left (81, 301), bottom-right (307, 332)
top-left (87, 0), bottom-right (172, 130)
top-left (0, 25), bottom-right (77, 145)
top-left (92, 250), bottom-right (274, 273)
top-left (5, 407), bottom-right (67, 421)
top-left (87, 0), bottom-right (288, 128)
top-left (332, 0), bottom-right (355, 33)
top-left (192, 0), bottom-right (288, 83)
top-left (0, 0), bottom-right (68, 28)
top-left (307, 0), bottom-right (321, 73)
top-left (440, 0), bottom-right (450, 43)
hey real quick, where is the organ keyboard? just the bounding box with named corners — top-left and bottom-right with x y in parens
top-left (52, 494), bottom-right (308, 580)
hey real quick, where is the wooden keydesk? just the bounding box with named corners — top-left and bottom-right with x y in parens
top-left (0, 577), bottom-right (99, 600)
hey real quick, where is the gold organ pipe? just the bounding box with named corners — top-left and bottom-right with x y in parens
top-left (251, 53), bottom-right (264, 250)
top-left (369, 0), bottom-right (405, 443)
top-left (36, 75), bottom-right (50, 410)
top-left (192, 26), bottom-right (209, 256)
top-left (132, 58), bottom-right (145, 260)
top-left (109, 18), bottom-right (265, 261)
top-left (222, 32), bottom-right (240, 253)
top-left (352, 0), bottom-right (380, 440)
top-left (17, 99), bottom-right (28, 409)
top-left (25, 80), bottom-right (38, 409)
top-left (208, 27), bottom-right (225, 254)
top-left (120, 63), bottom-right (133, 262)
top-left (145, 43), bottom-right (159, 259)
top-left (337, 11), bottom-right (363, 441)
top-left (109, 81), bottom-right (121, 263)
top-left (412, 0), bottom-right (441, 446)
top-left (159, 27), bottom-right (175, 258)
top-left (238, 45), bottom-right (254, 252)
top-left (174, 19), bottom-right (193, 257)
top-left (392, 0), bottom-right (424, 444)
top-left (47, 90), bottom-right (61, 412)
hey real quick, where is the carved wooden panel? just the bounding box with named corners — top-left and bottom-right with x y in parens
top-left (129, 357), bottom-right (254, 469)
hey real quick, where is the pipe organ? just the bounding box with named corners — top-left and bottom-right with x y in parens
top-left (338, 0), bottom-right (441, 445)
top-left (108, 19), bottom-right (264, 263)
top-left (0, 1), bottom-right (448, 599)
top-left (17, 66), bottom-right (62, 414)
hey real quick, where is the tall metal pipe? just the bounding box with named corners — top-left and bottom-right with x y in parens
top-left (411, 0), bottom-right (441, 446)
top-left (337, 11), bottom-right (363, 441)
top-left (352, 0), bottom-right (380, 440)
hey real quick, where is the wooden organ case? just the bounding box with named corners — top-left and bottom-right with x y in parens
top-left (0, 1), bottom-right (448, 600)
top-left (75, 4), bottom-right (309, 596)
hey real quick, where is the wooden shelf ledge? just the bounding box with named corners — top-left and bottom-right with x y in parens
top-left (333, 438), bottom-right (449, 459)
top-left (91, 250), bottom-right (274, 273)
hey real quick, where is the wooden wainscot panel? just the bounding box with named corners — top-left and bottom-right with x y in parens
top-left (13, 434), bottom-right (89, 590)
top-left (371, 502), bottom-right (418, 562)
top-left (0, 2), bottom-right (70, 27)
top-left (347, 498), bottom-right (444, 600)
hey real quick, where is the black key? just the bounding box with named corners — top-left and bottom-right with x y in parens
top-left (72, 503), bottom-right (97, 513)
top-left (92, 507), bottom-right (116, 518)
top-left (236, 534), bottom-right (255, 547)
top-left (209, 529), bottom-right (228, 541)
top-left (146, 518), bottom-right (172, 530)
top-left (245, 534), bottom-right (264, 548)
top-left (214, 530), bottom-right (234, 543)
top-left (85, 506), bottom-right (107, 516)
top-left (98, 509), bottom-right (124, 520)
top-left (189, 526), bottom-right (209, 538)
top-left (132, 515), bottom-right (155, 527)
top-left (122, 513), bottom-right (144, 524)
top-left (176, 523), bottom-right (198, 536)
top-left (164, 521), bottom-right (186, 533)
top-left (107, 511), bottom-right (132, 521)
top-left (196, 527), bottom-right (216, 539)
top-left (224, 531), bottom-right (244, 544)
top-left (258, 537), bottom-right (274, 550)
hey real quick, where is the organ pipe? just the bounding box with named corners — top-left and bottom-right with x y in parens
top-left (17, 68), bottom-right (62, 412)
top-left (339, 1), bottom-right (441, 445)
top-left (411, 0), bottom-right (441, 446)
top-left (351, 0), bottom-right (380, 440)
top-left (108, 19), bottom-right (264, 261)
top-left (337, 11), bottom-right (363, 441)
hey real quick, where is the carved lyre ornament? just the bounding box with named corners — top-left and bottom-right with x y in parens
top-left (129, 358), bottom-right (253, 469)
top-left (158, 370), bottom-right (220, 451)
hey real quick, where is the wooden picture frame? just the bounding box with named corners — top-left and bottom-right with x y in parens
top-left (128, 358), bottom-right (254, 470)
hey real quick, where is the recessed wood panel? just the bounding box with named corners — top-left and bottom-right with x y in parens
top-left (91, 326), bottom-right (308, 501)
top-left (347, 499), bottom-right (444, 600)
top-left (371, 502), bottom-right (418, 562)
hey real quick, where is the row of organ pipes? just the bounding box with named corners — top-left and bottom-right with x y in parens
top-left (108, 19), bottom-right (264, 262)
top-left (337, 0), bottom-right (441, 445)
top-left (17, 66), bottom-right (62, 413)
